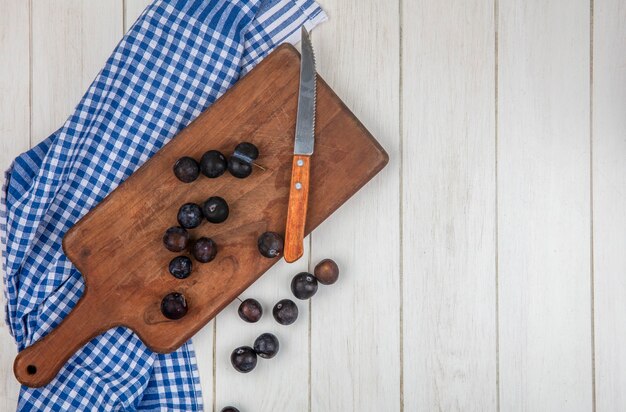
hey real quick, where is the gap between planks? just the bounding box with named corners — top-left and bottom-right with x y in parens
top-left (494, 0), bottom-right (500, 410)
top-left (589, 0), bottom-right (596, 410)
top-left (398, 0), bottom-right (405, 411)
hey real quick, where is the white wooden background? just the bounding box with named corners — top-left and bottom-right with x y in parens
top-left (0, 0), bottom-right (624, 411)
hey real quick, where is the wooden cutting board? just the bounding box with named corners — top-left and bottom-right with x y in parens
top-left (14, 44), bottom-right (388, 387)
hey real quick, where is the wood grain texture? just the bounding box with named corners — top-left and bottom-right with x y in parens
top-left (402, 0), bottom-right (498, 410)
top-left (14, 45), bottom-right (388, 388)
top-left (31, 0), bottom-right (122, 144)
top-left (593, 0), bottom-right (626, 409)
top-left (284, 155), bottom-right (311, 263)
top-left (311, 0), bottom-right (401, 410)
top-left (0, 0), bottom-right (31, 407)
top-left (498, 0), bottom-right (593, 410)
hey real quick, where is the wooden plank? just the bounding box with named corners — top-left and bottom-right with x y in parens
top-left (193, 321), bottom-right (215, 410)
top-left (124, 0), bottom-right (151, 32)
top-left (31, 0), bottom-right (122, 144)
top-left (593, 0), bottom-right (626, 409)
top-left (215, 242), bottom-right (311, 412)
top-left (310, 0), bottom-right (401, 410)
top-left (0, 0), bottom-right (31, 173)
top-left (0, 1), bottom-right (31, 409)
top-left (402, 0), bottom-right (497, 410)
top-left (498, 0), bottom-right (592, 409)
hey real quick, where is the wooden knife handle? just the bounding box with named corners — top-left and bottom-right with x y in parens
top-left (284, 155), bottom-right (311, 263)
top-left (13, 294), bottom-right (111, 387)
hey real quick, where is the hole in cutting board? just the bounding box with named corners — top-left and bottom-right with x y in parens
top-left (26, 365), bottom-right (37, 375)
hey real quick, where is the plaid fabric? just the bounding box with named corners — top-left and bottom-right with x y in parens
top-left (1, 0), bottom-right (326, 410)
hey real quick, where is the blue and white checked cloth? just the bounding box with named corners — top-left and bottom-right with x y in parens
top-left (1, 0), bottom-right (326, 409)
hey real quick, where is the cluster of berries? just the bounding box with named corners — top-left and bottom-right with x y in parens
top-left (160, 143), bottom-right (287, 320)
top-left (222, 259), bottom-right (339, 411)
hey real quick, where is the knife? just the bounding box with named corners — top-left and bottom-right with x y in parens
top-left (284, 27), bottom-right (316, 263)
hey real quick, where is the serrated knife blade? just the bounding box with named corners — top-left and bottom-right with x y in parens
top-left (284, 27), bottom-right (317, 263)
top-left (294, 27), bottom-right (316, 155)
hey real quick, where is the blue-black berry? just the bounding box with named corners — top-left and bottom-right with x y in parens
top-left (291, 272), bottom-right (318, 300)
top-left (177, 203), bottom-right (203, 229)
top-left (203, 196), bottom-right (229, 224)
top-left (173, 157), bottom-right (199, 183)
top-left (238, 299), bottom-right (263, 323)
top-left (253, 333), bottom-right (279, 359)
top-left (273, 299), bottom-right (298, 325)
top-left (231, 346), bottom-right (257, 373)
top-left (161, 292), bottom-right (188, 320)
top-left (257, 232), bottom-right (284, 258)
top-left (192, 237), bottom-right (217, 263)
top-left (168, 256), bottom-right (192, 279)
top-left (163, 226), bottom-right (189, 252)
top-left (200, 150), bottom-right (227, 178)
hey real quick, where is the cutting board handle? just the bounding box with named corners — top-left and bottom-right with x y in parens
top-left (13, 294), bottom-right (109, 387)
